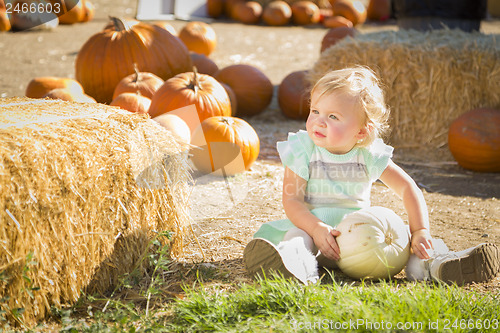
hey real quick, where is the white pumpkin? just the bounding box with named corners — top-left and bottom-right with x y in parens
top-left (336, 206), bottom-right (410, 279)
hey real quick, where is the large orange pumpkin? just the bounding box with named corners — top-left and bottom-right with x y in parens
top-left (262, 0), bottom-right (292, 26)
top-left (214, 64), bottom-right (273, 117)
top-left (207, 0), bottom-right (225, 18)
top-left (178, 21), bottom-right (217, 56)
top-left (448, 108), bottom-right (500, 172)
top-left (75, 17), bottom-right (192, 104)
top-left (278, 70), bottom-right (311, 120)
top-left (149, 69), bottom-right (232, 133)
top-left (112, 66), bottom-right (164, 100)
top-left (190, 116), bottom-right (260, 176)
top-left (25, 76), bottom-right (85, 98)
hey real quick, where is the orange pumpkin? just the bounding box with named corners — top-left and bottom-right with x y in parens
top-left (233, 1), bottom-right (262, 24)
top-left (152, 21), bottom-right (176, 35)
top-left (262, 0), bottom-right (292, 26)
top-left (207, 0), bottom-right (225, 18)
top-left (112, 66), bottom-right (164, 100)
top-left (448, 108), bottom-right (500, 172)
top-left (153, 114), bottom-right (191, 145)
top-left (322, 15), bottom-right (353, 28)
top-left (0, 7), bottom-right (11, 32)
top-left (333, 0), bottom-right (367, 26)
top-left (278, 70), bottom-right (311, 120)
top-left (320, 26), bottom-right (357, 53)
top-left (214, 64), bottom-right (273, 117)
top-left (149, 69), bottom-right (232, 133)
top-left (189, 52), bottom-right (219, 77)
top-left (56, 0), bottom-right (85, 24)
top-left (178, 21), bottom-right (217, 56)
top-left (319, 7), bottom-right (334, 22)
top-left (25, 77), bottom-right (85, 98)
top-left (81, 0), bottom-right (95, 22)
top-left (225, 0), bottom-right (246, 19)
top-left (366, 0), bottom-right (391, 21)
top-left (190, 116), bottom-right (260, 176)
top-left (110, 92), bottom-right (152, 114)
top-left (291, 1), bottom-right (320, 25)
top-left (76, 17), bottom-right (192, 104)
top-left (220, 82), bottom-right (238, 116)
top-left (43, 88), bottom-right (96, 103)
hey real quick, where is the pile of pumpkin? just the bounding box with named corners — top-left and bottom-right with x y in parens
top-left (24, 18), bottom-right (265, 176)
top-left (207, 0), bottom-right (391, 28)
top-left (0, 0), bottom-right (94, 32)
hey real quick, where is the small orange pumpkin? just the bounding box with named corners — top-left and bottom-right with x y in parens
top-left (81, 0), bottom-right (95, 22)
top-left (190, 116), bottom-right (260, 176)
top-left (320, 26), bottom-right (357, 53)
top-left (291, 1), bottom-right (320, 25)
top-left (178, 21), bottom-right (217, 56)
top-left (214, 64), bottom-right (273, 117)
top-left (448, 108), bottom-right (500, 172)
top-left (225, 0), bottom-right (246, 19)
top-left (153, 114), bottom-right (191, 145)
top-left (57, 0), bottom-right (85, 24)
top-left (43, 88), bottom-right (96, 103)
top-left (207, 0), bottom-right (225, 18)
top-left (262, 0), bottom-right (292, 26)
top-left (233, 1), bottom-right (263, 24)
top-left (278, 70), bottom-right (311, 120)
top-left (322, 15), bottom-right (353, 28)
top-left (189, 52), bottom-right (219, 77)
top-left (220, 82), bottom-right (238, 116)
top-left (366, 0), bottom-right (391, 21)
top-left (113, 66), bottom-right (164, 100)
top-left (149, 69), bottom-right (232, 133)
top-left (25, 77), bottom-right (85, 98)
top-left (333, 0), bottom-right (367, 26)
top-left (0, 7), bottom-right (11, 32)
top-left (110, 92), bottom-right (152, 114)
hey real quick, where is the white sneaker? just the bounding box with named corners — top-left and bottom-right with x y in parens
top-left (244, 238), bottom-right (319, 285)
top-left (429, 243), bottom-right (500, 285)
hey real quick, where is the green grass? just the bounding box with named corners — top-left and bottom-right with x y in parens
top-left (167, 275), bottom-right (500, 332)
top-left (34, 273), bottom-right (498, 333)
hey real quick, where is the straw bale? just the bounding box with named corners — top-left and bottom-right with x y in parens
top-left (0, 98), bottom-right (192, 327)
top-left (309, 29), bottom-right (500, 147)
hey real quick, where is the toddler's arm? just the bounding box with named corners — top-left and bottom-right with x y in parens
top-left (282, 167), bottom-right (341, 260)
top-left (379, 160), bottom-right (433, 259)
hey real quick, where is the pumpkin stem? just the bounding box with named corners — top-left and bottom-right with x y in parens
top-left (109, 16), bottom-right (131, 32)
top-left (133, 63), bottom-right (140, 83)
top-left (189, 66), bottom-right (200, 95)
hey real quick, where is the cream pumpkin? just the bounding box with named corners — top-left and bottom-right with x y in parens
top-left (335, 206), bottom-right (410, 280)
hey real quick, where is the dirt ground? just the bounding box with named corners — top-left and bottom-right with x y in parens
top-left (1, 0), bottom-right (499, 294)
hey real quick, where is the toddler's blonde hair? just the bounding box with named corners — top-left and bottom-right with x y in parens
top-left (310, 66), bottom-right (390, 147)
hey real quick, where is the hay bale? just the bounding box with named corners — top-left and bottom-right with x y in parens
top-left (309, 29), bottom-right (500, 147)
top-left (0, 98), bottom-right (191, 327)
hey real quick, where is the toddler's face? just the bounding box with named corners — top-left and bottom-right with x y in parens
top-left (306, 90), bottom-right (368, 154)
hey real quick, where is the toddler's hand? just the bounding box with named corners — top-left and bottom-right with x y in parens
top-left (312, 223), bottom-right (341, 261)
top-left (411, 229), bottom-right (433, 259)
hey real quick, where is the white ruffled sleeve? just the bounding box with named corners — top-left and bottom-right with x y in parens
top-left (276, 130), bottom-right (313, 181)
top-left (364, 138), bottom-right (394, 181)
